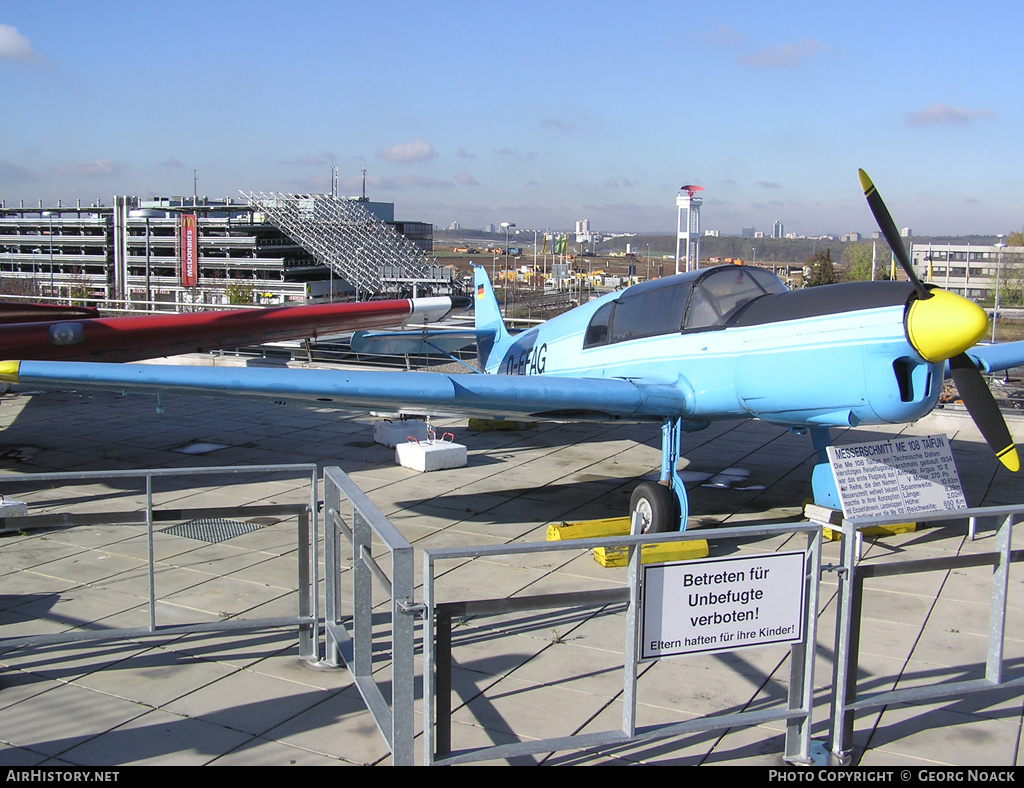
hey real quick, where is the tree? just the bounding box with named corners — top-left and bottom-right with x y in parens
top-left (996, 250), bottom-right (1024, 305)
top-left (225, 280), bottom-right (255, 305)
top-left (841, 242), bottom-right (877, 281)
top-left (1007, 228), bottom-right (1024, 247)
top-left (0, 276), bottom-right (39, 302)
top-left (804, 249), bottom-right (839, 287)
top-left (65, 267), bottom-right (93, 307)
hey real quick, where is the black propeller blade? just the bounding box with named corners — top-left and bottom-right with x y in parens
top-left (858, 169), bottom-right (930, 300)
top-left (949, 354), bottom-right (1019, 471)
top-left (859, 169), bottom-right (1020, 472)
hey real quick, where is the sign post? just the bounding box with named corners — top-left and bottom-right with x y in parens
top-left (180, 213), bottom-right (198, 289)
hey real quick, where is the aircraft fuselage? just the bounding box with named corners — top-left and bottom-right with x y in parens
top-left (490, 270), bottom-right (940, 430)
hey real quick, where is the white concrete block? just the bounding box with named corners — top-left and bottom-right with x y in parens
top-left (0, 497), bottom-right (29, 534)
top-left (395, 440), bottom-right (467, 472)
top-left (374, 419), bottom-right (429, 448)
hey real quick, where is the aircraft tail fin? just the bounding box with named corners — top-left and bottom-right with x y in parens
top-left (472, 264), bottom-right (510, 367)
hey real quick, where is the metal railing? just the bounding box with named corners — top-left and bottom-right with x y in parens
top-left (17, 460), bottom-right (1021, 765)
top-left (322, 465), bottom-right (417, 766)
top-left (828, 504), bottom-right (1024, 764)
top-left (0, 464), bottom-right (319, 659)
top-left (422, 522), bottom-right (823, 766)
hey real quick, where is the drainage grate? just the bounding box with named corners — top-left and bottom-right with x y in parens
top-left (160, 518), bottom-right (263, 544)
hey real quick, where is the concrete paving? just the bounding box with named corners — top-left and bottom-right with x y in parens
top-left (0, 383), bottom-right (1023, 766)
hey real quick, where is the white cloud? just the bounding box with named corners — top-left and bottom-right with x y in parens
top-left (737, 38), bottom-right (828, 68)
top-left (905, 103), bottom-right (996, 126)
top-left (0, 159), bottom-right (34, 182)
top-left (390, 174), bottom-right (453, 188)
top-left (703, 23), bottom-right (745, 47)
top-left (282, 153), bottom-right (339, 166)
top-left (455, 172), bottom-right (479, 186)
top-left (493, 147), bottom-right (538, 160)
top-left (540, 118), bottom-right (573, 131)
top-left (376, 138), bottom-right (436, 164)
top-left (54, 159), bottom-right (124, 177)
top-left (0, 24), bottom-right (40, 62)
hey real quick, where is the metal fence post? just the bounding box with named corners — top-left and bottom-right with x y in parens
top-left (986, 513), bottom-right (1014, 684)
top-left (785, 528), bottom-right (822, 765)
top-left (352, 508), bottom-right (373, 683)
top-left (297, 505), bottom-right (315, 661)
top-left (828, 518), bottom-right (860, 764)
top-left (392, 540), bottom-right (416, 766)
top-left (322, 466), bottom-right (417, 765)
top-left (324, 471), bottom-right (343, 668)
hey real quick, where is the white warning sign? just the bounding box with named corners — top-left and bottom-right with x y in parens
top-left (640, 551), bottom-right (806, 661)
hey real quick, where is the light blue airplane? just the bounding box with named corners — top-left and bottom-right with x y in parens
top-left (1, 172), bottom-right (1022, 532)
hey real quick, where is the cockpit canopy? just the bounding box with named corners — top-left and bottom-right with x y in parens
top-left (583, 265), bottom-right (788, 349)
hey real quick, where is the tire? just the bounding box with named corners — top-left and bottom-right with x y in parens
top-left (629, 481), bottom-right (678, 534)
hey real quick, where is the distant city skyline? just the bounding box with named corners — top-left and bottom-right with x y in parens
top-left (3, 2), bottom-right (1024, 238)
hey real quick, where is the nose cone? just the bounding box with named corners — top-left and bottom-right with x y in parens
top-left (906, 290), bottom-right (989, 363)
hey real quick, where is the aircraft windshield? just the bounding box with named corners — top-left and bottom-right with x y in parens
top-left (684, 267), bottom-right (787, 330)
top-left (583, 266), bottom-right (787, 350)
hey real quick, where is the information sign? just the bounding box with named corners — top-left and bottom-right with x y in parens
top-left (826, 434), bottom-right (966, 519)
top-left (640, 551), bottom-right (806, 660)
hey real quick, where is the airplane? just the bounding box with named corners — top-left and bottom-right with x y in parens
top-left (0, 295), bottom-right (470, 363)
top-left (1, 171), bottom-right (1021, 533)
top-left (0, 302), bottom-right (99, 324)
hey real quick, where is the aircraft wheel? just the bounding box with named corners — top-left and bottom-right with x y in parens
top-left (630, 482), bottom-right (677, 533)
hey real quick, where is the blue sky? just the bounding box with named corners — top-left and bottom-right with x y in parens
top-left (2, 1), bottom-right (1022, 236)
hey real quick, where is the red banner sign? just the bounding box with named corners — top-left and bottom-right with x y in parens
top-left (181, 214), bottom-right (198, 287)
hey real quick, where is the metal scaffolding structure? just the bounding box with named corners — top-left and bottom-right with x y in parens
top-left (242, 191), bottom-right (431, 296)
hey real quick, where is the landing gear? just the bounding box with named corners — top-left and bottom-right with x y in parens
top-left (809, 426), bottom-right (841, 509)
top-left (627, 416), bottom-right (692, 533)
top-left (630, 482), bottom-right (677, 533)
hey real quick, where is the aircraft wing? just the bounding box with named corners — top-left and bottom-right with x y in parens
top-left (0, 296), bottom-right (467, 363)
top-left (959, 340), bottom-right (1024, 375)
top-left (0, 361), bottom-right (694, 421)
top-left (0, 302), bottom-right (99, 324)
top-left (350, 329), bottom-right (484, 356)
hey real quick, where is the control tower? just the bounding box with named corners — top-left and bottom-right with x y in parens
top-left (674, 185), bottom-right (703, 274)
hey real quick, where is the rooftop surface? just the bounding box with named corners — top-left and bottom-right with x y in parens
top-left (1, 383), bottom-right (1023, 766)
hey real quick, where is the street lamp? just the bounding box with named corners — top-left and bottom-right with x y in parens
top-left (993, 234), bottom-right (1006, 343)
top-left (129, 208), bottom-right (162, 309)
top-left (41, 211), bottom-right (54, 299)
top-left (356, 247), bottom-right (363, 301)
top-left (500, 221), bottom-right (515, 315)
top-left (532, 229), bottom-right (538, 288)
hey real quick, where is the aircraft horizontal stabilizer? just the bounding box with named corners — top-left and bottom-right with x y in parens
top-left (350, 329), bottom-right (486, 357)
top-left (0, 360), bottom-right (695, 421)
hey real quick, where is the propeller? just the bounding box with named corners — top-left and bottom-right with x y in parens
top-left (859, 169), bottom-right (1019, 472)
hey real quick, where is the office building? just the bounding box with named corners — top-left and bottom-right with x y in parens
top-left (911, 241), bottom-right (1023, 302)
top-left (0, 194), bottom-right (434, 308)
